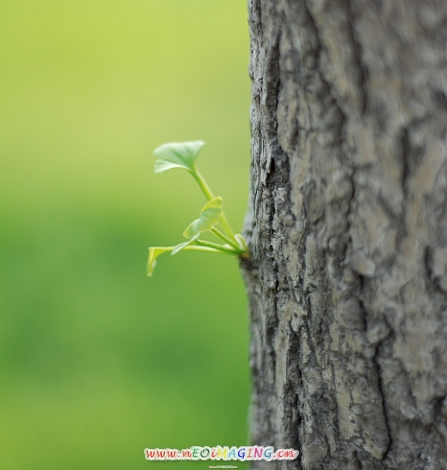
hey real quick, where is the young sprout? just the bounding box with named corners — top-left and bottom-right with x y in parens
top-left (147, 141), bottom-right (249, 276)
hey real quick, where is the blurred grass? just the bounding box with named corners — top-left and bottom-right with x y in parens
top-left (0, 0), bottom-right (251, 468)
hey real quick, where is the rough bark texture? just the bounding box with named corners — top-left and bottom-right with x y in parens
top-left (241, 1), bottom-right (447, 469)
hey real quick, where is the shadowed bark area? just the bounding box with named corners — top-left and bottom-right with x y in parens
top-left (241, 1), bottom-right (447, 468)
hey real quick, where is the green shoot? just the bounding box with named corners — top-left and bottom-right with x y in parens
top-left (147, 141), bottom-right (249, 276)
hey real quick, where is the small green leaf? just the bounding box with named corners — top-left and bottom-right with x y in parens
top-left (171, 234), bottom-right (200, 255)
top-left (147, 247), bottom-right (171, 276)
top-left (183, 197), bottom-right (223, 239)
top-left (154, 141), bottom-right (205, 174)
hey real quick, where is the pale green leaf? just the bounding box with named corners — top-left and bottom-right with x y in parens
top-left (147, 247), bottom-right (172, 276)
top-left (183, 197), bottom-right (223, 239)
top-left (154, 141), bottom-right (205, 174)
top-left (171, 234), bottom-right (200, 255)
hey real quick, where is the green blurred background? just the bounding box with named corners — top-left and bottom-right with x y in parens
top-left (0, 1), bottom-right (251, 468)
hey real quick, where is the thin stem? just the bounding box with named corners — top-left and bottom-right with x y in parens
top-left (192, 169), bottom-right (236, 242)
top-left (196, 239), bottom-right (243, 255)
top-left (192, 170), bottom-right (214, 201)
top-left (176, 245), bottom-right (226, 254)
top-left (218, 213), bottom-right (236, 242)
top-left (210, 227), bottom-right (240, 250)
top-left (151, 245), bottom-right (224, 254)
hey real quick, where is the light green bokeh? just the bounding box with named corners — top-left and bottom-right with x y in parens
top-left (0, 1), bottom-right (251, 468)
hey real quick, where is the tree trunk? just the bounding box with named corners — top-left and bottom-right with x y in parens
top-left (241, 1), bottom-right (447, 468)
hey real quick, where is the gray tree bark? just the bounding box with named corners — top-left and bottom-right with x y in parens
top-left (241, 1), bottom-right (447, 469)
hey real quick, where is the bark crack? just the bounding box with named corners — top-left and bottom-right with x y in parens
top-left (347, 0), bottom-right (368, 115)
top-left (303, 0), bottom-right (347, 148)
top-left (372, 341), bottom-right (393, 461)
